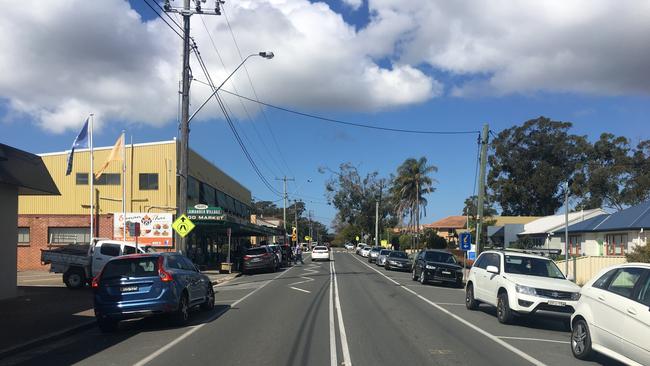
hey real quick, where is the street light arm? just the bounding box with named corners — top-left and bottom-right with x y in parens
top-left (188, 52), bottom-right (270, 123)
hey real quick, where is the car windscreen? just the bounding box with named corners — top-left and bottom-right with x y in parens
top-left (102, 257), bottom-right (158, 280)
top-left (246, 248), bottom-right (268, 256)
top-left (389, 252), bottom-right (408, 259)
top-left (504, 255), bottom-right (565, 279)
top-left (424, 251), bottom-right (457, 264)
top-left (314, 246), bottom-right (328, 250)
top-left (379, 250), bottom-right (391, 255)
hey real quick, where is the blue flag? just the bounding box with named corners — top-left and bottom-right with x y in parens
top-left (65, 118), bottom-right (89, 176)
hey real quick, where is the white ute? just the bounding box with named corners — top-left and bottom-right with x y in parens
top-left (465, 250), bottom-right (581, 327)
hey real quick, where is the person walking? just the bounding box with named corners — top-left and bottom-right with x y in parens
top-left (294, 243), bottom-right (304, 265)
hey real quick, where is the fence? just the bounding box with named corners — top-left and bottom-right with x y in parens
top-left (555, 256), bottom-right (627, 285)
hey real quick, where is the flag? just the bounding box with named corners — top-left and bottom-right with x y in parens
top-left (95, 133), bottom-right (124, 179)
top-left (65, 118), bottom-right (89, 176)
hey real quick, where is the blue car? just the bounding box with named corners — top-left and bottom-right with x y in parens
top-left (92, 252), bottom-right (214, 332)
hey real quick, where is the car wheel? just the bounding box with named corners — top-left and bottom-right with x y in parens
top-left (385, 265), bottom-right (390, 271)
top-left (96, 317), bottom-right (118, 333)
top-left (420, 270), bottom-right (427, 285)
top-left (63, 268), bottom-right (86, 289)
top-left (174, 293), bottom-right (190, 325)
top-left (571, 318), bottom-right (593, 360)
top-left (465, 284), bottom-right (479, 310)
top-left (497, 292), bottom-right (514, 324)
top-left (412, 267), bottom-right (418, 281)
top-left (201, 286), bottom-right (215, 311)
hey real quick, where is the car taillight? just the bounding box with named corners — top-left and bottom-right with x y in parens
top-left (158, 256), bottom-right (174, 282)
top-left (91, 276), bottom-right (100, 288)
top-left (263, 253), bottom-right (273, 258)
top-left (244, 255), bottom-right (251, 261)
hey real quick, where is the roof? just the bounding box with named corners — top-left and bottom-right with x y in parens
top-left (0, 144), bottom-right (60, 195)
top-left (490, 216), bottom-right (540, 226)
top-left (37, 139), bottom-right (176, 157)
top-left (519, 208), bottom-right (606, 235)
top-left (557, 201), bottom-right (650, 233)
top-left (424, 216), bottom-right (467, 229)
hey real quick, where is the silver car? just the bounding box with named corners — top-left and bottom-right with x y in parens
top-left (376, 249), bottom-right (392, 266)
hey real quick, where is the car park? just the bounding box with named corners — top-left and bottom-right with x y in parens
top-left (243, 246), bottom-right (279, 274)
top-left (311, 246), bottom-right (332, 261)
top-left (359, 246), bottom-right (371, 257)
top-left (92, 253), bottom-right (214, 332)
top-left (570, 263), bottom-right (650, 365)
top-left (385, 251), bottom-right (411, 271)
top-left (376, 249), bottom-right (392, 266)
top-left (465, 250), bottom-right (581, 326)
top-left (412, 249), bottom-right (464, 287)
top-left (368, 247), bottom-right (382, 263)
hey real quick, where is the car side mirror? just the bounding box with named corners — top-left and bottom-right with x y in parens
top-left (486, 265), bottom-right (499, 274)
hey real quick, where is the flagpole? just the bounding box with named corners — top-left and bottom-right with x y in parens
top-left (89, 114), bottom-right (94, 245)
top-left (122, 131), bottom-right (126, 242)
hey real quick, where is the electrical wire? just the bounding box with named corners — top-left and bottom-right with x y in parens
top-left (141, 0), bottom-right (183, 39)
top-left (218, 89), bottom-right (481, 135)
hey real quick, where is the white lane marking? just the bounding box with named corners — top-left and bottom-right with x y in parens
top-left (134, 266), bottom-right (295, 366)
top-left (434, 302), bottom-right (466, 306)
top-left (332, 256), bottom-right (352, 366)
top-left (290, 286), bottom-right (311, 294)
top-left (329, 261), bottom-right (337, 366)
top-left (350, 255), bottom-right (547, 366)
top-left (498, 336), bottom-right (570, 345)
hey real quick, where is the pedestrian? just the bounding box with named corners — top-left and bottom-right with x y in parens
top-left (294, 243), bottom-right (304, 265)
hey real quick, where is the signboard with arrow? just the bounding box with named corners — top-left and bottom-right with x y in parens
top-left (172, 214), bottom-right (195, 238)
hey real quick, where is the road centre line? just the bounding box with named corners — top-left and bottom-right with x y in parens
top-left (498, 336), bottom-right (570, 345)
top-left (332, 256), bottom-right (352, 366)
top-left (134, 264), bottom-right (296, 366)
top-left (329, 262), bottom-right (337, 366)
top-left (350, 254), bottom-right (547, 366)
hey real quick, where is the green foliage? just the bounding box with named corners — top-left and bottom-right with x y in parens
top-left (511, 236), bottom-right (538, 250)
top-left (399, 234), bottom-right (413, 249)
top-left (332, 223), bottom-right (361, 246)
top-left (462, 194), bottom-right (496, 251)
top-left (252, 199), bottom-right (330, 241)
top-left (423, 229), bottom-right (448, 249)
top-left (626, 243), bottom-right (650, 263)
top-left (391, 157), bottom-right (437, 234)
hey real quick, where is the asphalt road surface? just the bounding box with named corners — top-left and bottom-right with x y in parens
top-left (1, 251), bottom-right (624, 366)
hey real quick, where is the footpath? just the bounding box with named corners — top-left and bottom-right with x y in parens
top-left (0, 271), bottom-right (240, 359)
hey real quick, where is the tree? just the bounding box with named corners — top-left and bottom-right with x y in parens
top-left (488, 117), bottom-right (590, 216)
top-left (462, 194), bottom-right (497, 248)
top-left (626, 243), bottom-right (650, 263)
top-left (623, 140), bottom-right (650, 206)
top-left (391, 157), bottom-right (437, 242)
top-left (423, 228), bottom-right (448, 249)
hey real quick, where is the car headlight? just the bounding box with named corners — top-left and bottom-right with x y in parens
top-left (515, 285), bottom-right (537, 296)
top-left (389, 260), bottom-right (398, 265)
top-left (425, 265), bottom-right (436, 270)
top-left (570, 292), bottom-right (581, 301)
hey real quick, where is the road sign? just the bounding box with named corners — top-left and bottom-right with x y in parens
top-left (291, 227), bottom-right (297, 242)
top-left (305, 236), bottom-right (312, 241)
top-left (127, 221), bottom-right (140, 237)
top-left (355, 236), bottom-right (360, 241)
top-left (468, 251), bottom-right (476, 260)
top-left (381, 239), bottom-right (388, 246)
top-left (459, 232), bottom-right (472, 251)
top-left (172, 214), bottom-right (195, 238)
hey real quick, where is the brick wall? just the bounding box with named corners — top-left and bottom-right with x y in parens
top-left (17, 214), bottom-right (114, 271)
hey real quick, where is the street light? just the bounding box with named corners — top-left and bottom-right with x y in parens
top-left (188, 51), bottom-right (274, 123)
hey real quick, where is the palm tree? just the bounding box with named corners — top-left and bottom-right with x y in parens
top-left (391, 157), bottom-right (437, 248)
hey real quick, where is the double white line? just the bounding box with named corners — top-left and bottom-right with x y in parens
top-left (329, 259), bottom-right (352, 366)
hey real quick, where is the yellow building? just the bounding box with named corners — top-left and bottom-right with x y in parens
top-left (18, 139), bottom-right (275, 270)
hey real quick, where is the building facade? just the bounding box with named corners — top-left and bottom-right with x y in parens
top-left (17, 140), bottom-right (255, 270)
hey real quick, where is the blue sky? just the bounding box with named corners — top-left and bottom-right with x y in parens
top-left (1, 0), bottom-right (649, 228)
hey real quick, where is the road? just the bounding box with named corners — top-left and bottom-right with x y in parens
top-left (1, 251), bottom-right (622, 366)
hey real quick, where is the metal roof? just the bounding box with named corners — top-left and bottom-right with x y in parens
top-left (519, 208), bottom-right (606, 235)
top-left (552, 214), bottom-right (610, 234)
top-left (0, 144), bottom-right (60, 195)
top-left (559, 201), bottom-right (650, 233)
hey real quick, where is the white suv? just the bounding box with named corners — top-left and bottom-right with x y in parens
top-left (465, 250), bottom-right (581, 325)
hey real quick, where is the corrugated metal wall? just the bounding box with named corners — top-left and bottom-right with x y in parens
top-left (556, 256), bottom-right (627, 285)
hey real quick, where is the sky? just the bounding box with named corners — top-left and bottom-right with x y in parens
top-left (1, 0), bottom-right (649, 228)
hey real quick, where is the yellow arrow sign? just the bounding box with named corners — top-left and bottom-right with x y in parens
top-left (172, 214), bottom-right (195, 238)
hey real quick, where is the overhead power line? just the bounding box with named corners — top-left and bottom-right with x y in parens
top-left (142, 0), bottom-right (183, 39)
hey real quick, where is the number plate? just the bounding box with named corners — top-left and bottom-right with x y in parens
top-left (547, 300), bottom-right (566, 307)
top-left (120, 285), bottom-right (138, 293)
top-left (251, 258), bottom-right (261, 262)
top-left (442, 271), bottom-right (451, 275)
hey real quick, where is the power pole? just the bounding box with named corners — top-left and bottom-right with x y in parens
top-left (375, 201), bottom-right (379, 247)
top-left (475, 123), bottom-right (490, 256)
top-left (308, 210), bottom-right (313, 245)
top-left (164, 0), bottom-right (222, 253)
top-left (275, 176), bottom-right (294, 241)
top-left (294, 200), bottom-right (299, 246)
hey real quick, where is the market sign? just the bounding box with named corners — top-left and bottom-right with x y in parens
top-left (187, 205), bottom-right (225, 221)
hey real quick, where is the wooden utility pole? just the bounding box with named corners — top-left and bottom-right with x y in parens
top-left (475, 124), bottom-right (490, 256)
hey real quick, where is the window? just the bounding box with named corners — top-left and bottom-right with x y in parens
top-left (76, 173), bottom-right (88, 185)
top-left (504, 255), bottom-right (565, 279)
top-left (216, 190), bottom-right (226, 208)
top-left (17, 228), bottom-right (30, 245)
top-left (166, 255), bottom-right (184, 270)
top-left (94, 173), bottom-right (120, 185)
top-left (569, 235), bottom-right (581, 256)
top-left (180, 257), bottom-right (197, 271)
top-left (187, 176), bottom-right (199, 206)
top-left (606, 267), bottom-right (645, 299)
top-left (139, 173), bottom-right (158, 190)
top-left (123, 246), bottom-right (137, 255)
top-left (636, 270), bottom-right (650, 306)
top-left (102, 257), bottom-right (158, 279)
top-left (593, 269), bottom-right (618, 289)
top-left (474, 254), bottom-right (487, 269)
top-left (100, 244), bottom-right (121, 257)
top-left (199, 183), bottom-right (216, 206)
top-left (485, 253), bottom-right (500, 271)
top-left (606, 233), bottom-right (628, 255)
top-left (48, 227), bottom-right (90, 244)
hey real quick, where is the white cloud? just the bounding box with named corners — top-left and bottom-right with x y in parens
top-left (341, 0), bottom-right (363, 11)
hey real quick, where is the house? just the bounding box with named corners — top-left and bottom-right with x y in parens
top-left (515, 208), bottom-right (607, 252)
top-left (423, 216), bottom-right (467, 244)
top-left (487, 216), bottom-right (539, 247)
top-left (551, 201), bottom-right (650, 257)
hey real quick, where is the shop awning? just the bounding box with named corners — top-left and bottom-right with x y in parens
top-left (192, 218), bottom-right (282, 237)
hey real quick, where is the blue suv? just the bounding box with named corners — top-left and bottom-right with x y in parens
top-left (92, 253), bottom-right (214, 332)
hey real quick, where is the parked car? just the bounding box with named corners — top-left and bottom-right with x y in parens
top-left (570, 263), bottom-right (650, 365)
top-left (385, 251), bottom-right (411, 271)
top-left (376, 249), bottom-right (392, 266)
top-left (344, 243), bottom-right (355, 251)
top-left (311, 246), bottom-right (332, 261)
top-left (41, 239), bottom-right (151, 289)
top-left (356, 243), bottom-right (367, 254)
top-left (266, 244), bottom-right (283, 266)
top-left (93, 253), bottom-right (214, 332)
top-left (465, 250), bottom-right (581, 326)
top-left (367, 247), bottom-right (382, 263)
top-left (243, 246), bottom-right (279, 274)
top-left (359, 246), bottom-right (371, 257)
top-left (412, 249), bottom-right (464, 287)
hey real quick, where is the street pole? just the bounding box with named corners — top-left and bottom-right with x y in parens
top-left (276, 176), bottom-right (295, 243)
top-left (375, 201), bottom-right (379, 247)
top-left (415, 178), bottom-right (420, 250)
top-left (475, 123), bottom-right (489, 256)
top-left (565, 181), bottom-right (570, 277)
